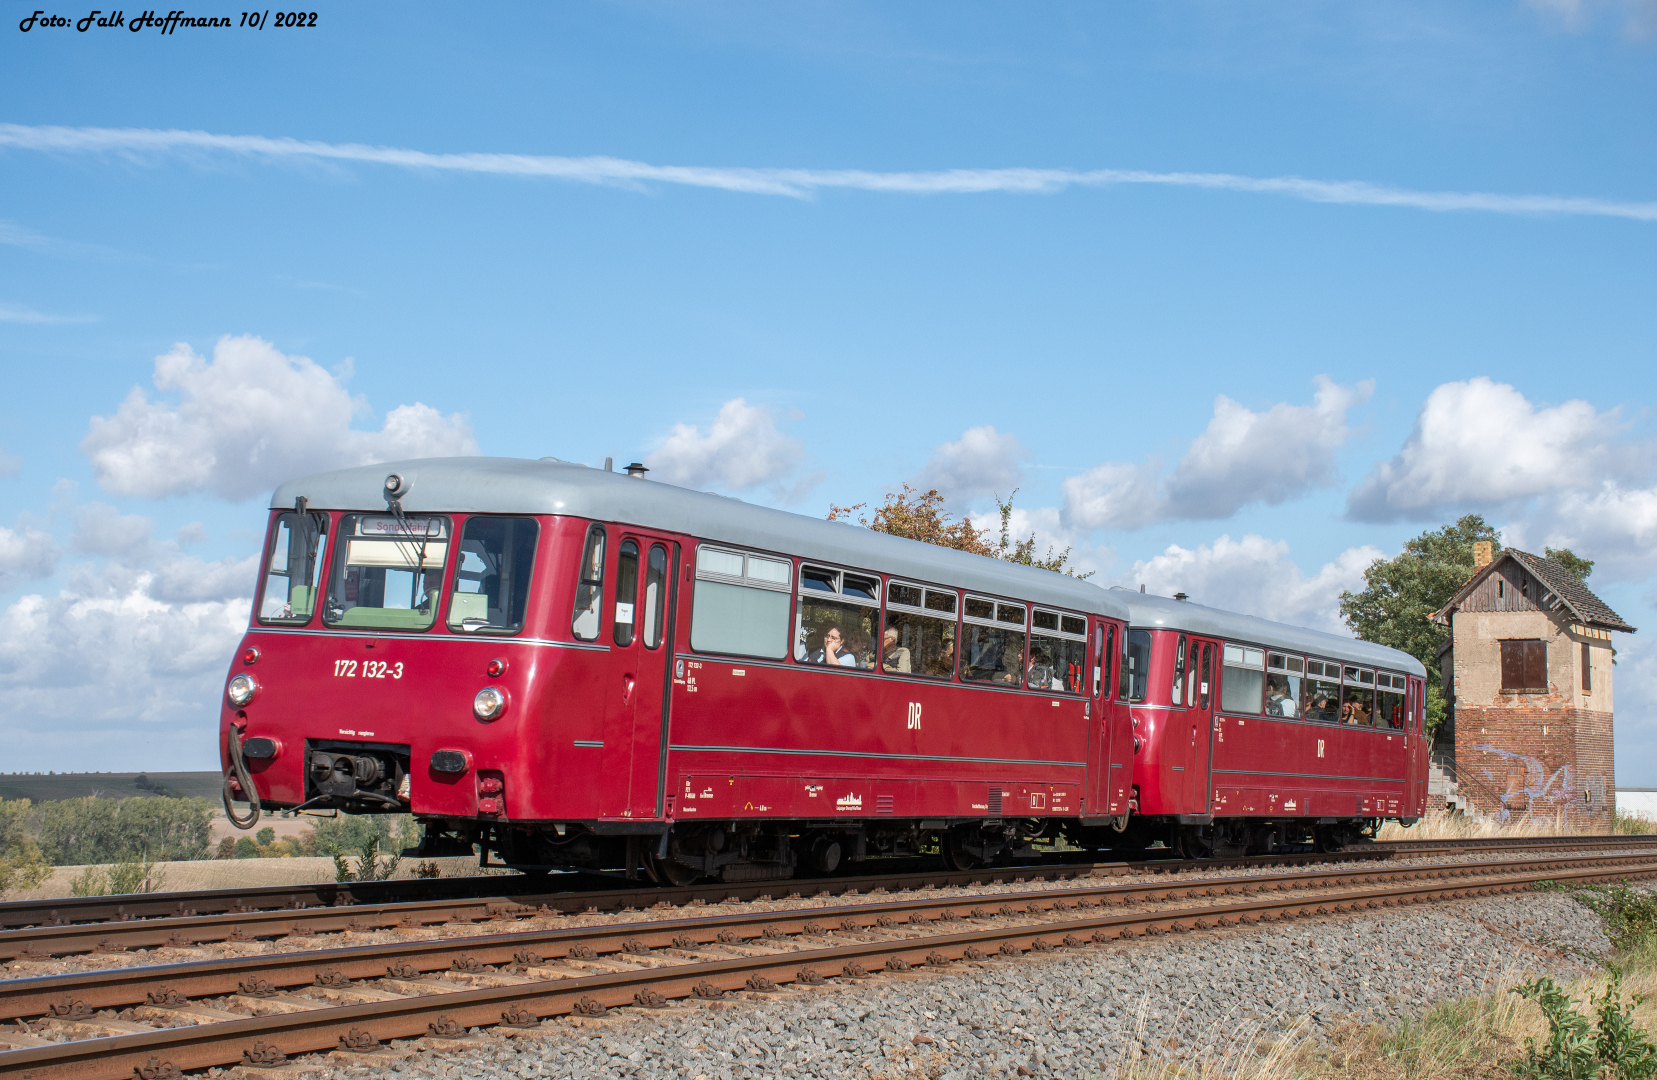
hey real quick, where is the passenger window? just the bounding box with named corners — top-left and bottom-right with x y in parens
top-left (448, 515), bottom-right (538, 635)
top-left (258, 511), bottom-right (328, 625)
top-left (796, 564), bottom-right (880, 670)
top-left (690, 545), bottom-right (792, 659)
top-left (1263, 653), bottom-right (1301, 718)
top-left (572, 525), bottom-right (606, 641)
top-left (1340, 666), bottom-right (1376, 726)
top-left (613, 540), bottom-right (640, 647)
top-left (961, 594), bottom-right (1025, 686)
top-left (1376, 673), bottom-right (1406, 729)
top-left (1220, 642), bottom-right (1265, 714)
top-left (642, 544), bottom-right (668, 649)
top-left (1120, 630), bottom-right (1151, 702)
top-left (1170, 635), bottom-right (1188, 706)
top-left (1199, 643), bottom-right (1212, 709)
top-left (323, 514), bottom-right (449, 631)
top-left (1028, 607), bottom-right (1087, 693)
top-left (1304, 660), bottom-right (1340, 721)
top-left (885, 582), bottom-right (958, 678)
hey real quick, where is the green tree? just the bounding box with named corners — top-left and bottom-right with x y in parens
top-left (36, 796), bottom-right (215, 865)
top-left (1544, 547), bottom-right (1594, 582)
top-left (1338, 514), bottom-right (1502, 737)
top-left (0, 798), bottom-right (49, 894)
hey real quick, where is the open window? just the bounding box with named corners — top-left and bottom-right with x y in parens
top-left (796, 564), bottom-right (880, 670)
top-left (1029, 608), bottom-right (1088, 693)
top-left (1341, 666), bottom-right (1376, 725)
top-left (961, 596), bottom-right (1026, 686)
top-left (1304, 660), bottom-right (1340, 722)
top-left (884, 581), bottom-right (958, 678)
top-left (1264, 652), bottom-right (1303, 718)
top-left (258, 511), bottom-right (329, 625)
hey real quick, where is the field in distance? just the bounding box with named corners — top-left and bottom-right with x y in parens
top-left (0, 771), bottom-right (223, 802)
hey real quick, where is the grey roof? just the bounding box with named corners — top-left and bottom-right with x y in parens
top-left (271, 457), bottom-right (1132, 620)
top-left (1437, 548), bottom-right (1636, 634)
top-left (1106, 588), bottom-right (1427, 677)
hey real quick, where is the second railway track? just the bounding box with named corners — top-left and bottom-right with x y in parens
top-left (3, 847), bottom-right (1655, 1080)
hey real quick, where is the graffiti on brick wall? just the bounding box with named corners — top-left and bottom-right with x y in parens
top-left (1470, 743), bottom-right (1579, 823)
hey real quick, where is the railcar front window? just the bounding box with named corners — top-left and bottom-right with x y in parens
top-left (258, 511), bottom-right (328, 625)
top-left (690, 545), bottom-right (791, 660)
top-left (322, 515), bottom-right (449, 631)
top-left (572, 525), bottom-right (606, 641)
top-left (884, 582), bottom-right (957, 678)
top-left (1220, 643), bottom-right (1265, 714)
top-left (447, 516), bottom-right (537, 635)
top-left (1028, 608), bottom-right (1086, 693)
top-left (1120, 630), bottom-right (1151, 702)
top-left (796, 565), bottom-right (879, 670)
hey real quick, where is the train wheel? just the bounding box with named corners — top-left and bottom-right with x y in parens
top-left (940, 831), bottom-right (984, 871)
top-left (650, 854), bottom-right (703, 887)
top-left (1175, 825), bottom-right (1213, 860)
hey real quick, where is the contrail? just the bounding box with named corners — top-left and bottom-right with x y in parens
top-left (4, 122), bottom-right (1654, 221)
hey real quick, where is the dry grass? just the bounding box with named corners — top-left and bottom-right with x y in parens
top-left (0, 854), bottom-right (496, 900)
top-left (1377, 812), bottom-right (1574, 842)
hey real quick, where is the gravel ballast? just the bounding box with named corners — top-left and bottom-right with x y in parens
top-left (314, 889), bottom-right (1615, 1080)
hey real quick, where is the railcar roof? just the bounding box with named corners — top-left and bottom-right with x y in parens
top-left (1108, 588), bottom-right (1426, 677)
top-left (270, 456), bottom-right (1132, 620)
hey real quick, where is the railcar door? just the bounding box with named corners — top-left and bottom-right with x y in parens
top-left (1406, 678), bottom-right (1425, 815)
top-left (1087, 621), bottom-right (1132, 817)
top-left (1186, 638), bottom-right (1216, 815)
top-left (599, 531), bottom-right (680, 819)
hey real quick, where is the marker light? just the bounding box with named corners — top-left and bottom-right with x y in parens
top-left (242, 647), bottom-right (261, 665)
top-left (486, 658), bottom-right (507, 678)
top-left (227, 674), bottom-right (258, 707)
top-left (474, 687), bottom-right (507, 721)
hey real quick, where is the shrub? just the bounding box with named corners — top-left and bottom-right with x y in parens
top-left (0, 798), bottom-right (48, 894)
top-left (70, 857), bottom-right (168, 896)
top-left (37, 796), bottom-right (214, 865)
top-left (1512, 969), bottom-right (1657, 1080)
top-left (301, 813), bottom-right (419, 858)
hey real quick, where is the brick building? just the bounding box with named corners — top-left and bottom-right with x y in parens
top-left (1434, 545), bottom-right (1635, 828)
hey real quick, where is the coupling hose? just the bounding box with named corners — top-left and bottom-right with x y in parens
top-left (222, 725), bottom-right (260, 831)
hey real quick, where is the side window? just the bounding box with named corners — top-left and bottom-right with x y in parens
top-left (642, 544), bottom-right (669, 649)
top-left (884, 582), bottom-right (958, 679)
top-left (258, 511), bottom-right (328, 625)
top-left (690, 545), bottom-right (792, 659)
top-left (1341, 666), bottom-right (1376, 725)
top-left (1199, 643), bottom-right (1212, 710)
top-left (1029, 610), bottom-right (1088, 694)
top-left (1170, 634), bottom-right (1188, 706)
top-left (1376, 673), bottom-right (1406, 729)
top-left (613, 540), bottom-right (640, 647)
top-left (960, 596), bottom-right (1025, 686)
top-left (796, 565), bottom-right (880, 670)
top-left (1094, 625), bottom-right (1113, 698)
top-left (448, 515), bottom-right (538, 635)
top-left (1220, 643), bottom-right (1265, 714)
top-left (1120, 630), bottom-right (1151, 702)
top-left (572, 525), bottom-right (606, 641)
top-left (1305, 660), bottom-right (1340, 721)
top-left (1264, 653), bottom-right (1302, 718)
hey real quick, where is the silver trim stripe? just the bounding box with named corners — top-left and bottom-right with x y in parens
top-left (249, 627), bottom-right (608, 652)
top-left (669, 744), bottom-right (1085, 769)
top-left (1213, 768), bottom-right (1403, 784)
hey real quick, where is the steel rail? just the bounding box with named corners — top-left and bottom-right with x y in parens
top-left (3, 833), bottom-right (1648, 938)
top-left (1, 849), bottom-right (1646, 1021)
top-left (1, 847), bottom-right (1642, 968)
top-left (4, 855), bottom-right (1653, 1080)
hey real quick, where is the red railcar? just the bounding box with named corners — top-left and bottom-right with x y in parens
top-left (219, 457), bottom-right (1425, 881)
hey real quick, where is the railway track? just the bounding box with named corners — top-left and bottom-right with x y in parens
top-left (5, 832), bottom-right (1651, 939)
top-left (3, 848), bottom-right (1654, 1080)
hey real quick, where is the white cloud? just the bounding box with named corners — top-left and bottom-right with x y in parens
top-left (82, 334), bottom-right (478, 501)
top-left (1346, 377), bottom-right (1636, 522)
top-left (915, 425), bottom-right (1028, 500)
top-left (1119, 534), bottom-right (1383, 635)
top-left (0, 523), bottom-right (61, 593)
top-left (1062, 462), bottom-right (1168, 532)
top-left (1532, 482), bottom-right (1657, 581)
top-left (0, 302), bottom-right (94, 324)
top-left (6, 123), bottom-right (1657, 221)
top-left (1063, 378), bottom-right (1367, 531)
top-left (645, 398), bottom-right (804, 492)
top-left (1165, 377), bottom-right (1371, 519)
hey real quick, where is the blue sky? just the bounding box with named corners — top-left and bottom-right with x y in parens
top-left (2, 1), bottom-right (1655, 777)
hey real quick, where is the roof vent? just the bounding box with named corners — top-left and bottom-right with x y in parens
top-left (1173, 592), bottom-right (1188, 602)
top-left (624, 462), bottom-right (649, 479)
top-left (604, 457), bottom-right (614, 472)
top-left (1139, 584), bottom-right (1145, 593)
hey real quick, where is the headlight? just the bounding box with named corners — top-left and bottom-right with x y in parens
top-left (473, 686), bottom-right (507, 721)
top-left (227, 674), bottom-right (257, 707)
